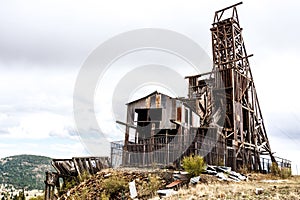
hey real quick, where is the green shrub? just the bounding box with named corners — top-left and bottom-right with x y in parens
top-left (102, 176), bottom-right (128, 199)
top-left (271, 162), bottom-right (280, 176)
top-left (138, 175), bottom-right (162, 198)
top-left (29, 196), bottom-right (44, 200)
top-left (182, 155), bottom-right (206, 176)
top-left (58, 176), bottom-right (78, 196)
top-left (280, 167), bottom-right (292, 179)
top-left (79, 171), bottom-right (91, 182)
top-left (271, 162), bottom-right (292, 179)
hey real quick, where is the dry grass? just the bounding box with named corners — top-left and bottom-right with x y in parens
top-left (160, 174), bottom-right (300, 200)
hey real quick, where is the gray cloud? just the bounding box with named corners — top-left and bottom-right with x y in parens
top-left (49, 126), bottom-right (78, 138)
top-left (0, 130), bottom-right (9, 135)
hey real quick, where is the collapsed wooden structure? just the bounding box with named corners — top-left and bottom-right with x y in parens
top-left (116, 2), bottom-right (291, 171)
top-left (44, 157), bottom-right (110, 200)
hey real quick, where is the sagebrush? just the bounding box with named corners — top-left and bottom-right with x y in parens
top-left (182, 155), bottom-right (206, 176)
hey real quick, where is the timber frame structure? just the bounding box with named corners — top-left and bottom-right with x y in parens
top-left (44, 157), bottom-right (110, 200)
top-left (115, 2), bottom-right (291, 172)
top-left (186, 2), bottom-right (276, 171)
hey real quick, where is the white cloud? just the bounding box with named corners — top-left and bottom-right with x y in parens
top-left (49, 142), bottom-right (90, 159)
top-left (5, 112), bottom-right (75, 139)
top-left (253, 51), bottom-right (300, 113)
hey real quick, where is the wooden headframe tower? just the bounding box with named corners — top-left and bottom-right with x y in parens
top-left (187, 2), bottom-right (276, 171)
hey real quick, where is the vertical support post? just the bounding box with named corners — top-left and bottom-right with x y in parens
top-left (150, 122), bottom-right (155, 164)
top-left (123, 125), bottom-right (129, 166)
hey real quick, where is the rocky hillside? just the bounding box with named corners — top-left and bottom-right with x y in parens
top-left (60, 169), bottom-right (299, 200)
top-left (0, 154), bottom-right (54, 190)
top-left (60, 168), bottom-right (171, 200)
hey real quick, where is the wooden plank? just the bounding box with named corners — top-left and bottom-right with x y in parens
top-left (166, 180), bottom-right (182, 188)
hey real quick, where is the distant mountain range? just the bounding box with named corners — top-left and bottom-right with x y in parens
top-left (0, 155), bottom-right (54, 190)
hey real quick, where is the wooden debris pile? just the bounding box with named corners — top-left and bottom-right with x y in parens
top-left (44, 157), bottom-right (110, 200)
top-left (204, 165), bottom-right (248, 182)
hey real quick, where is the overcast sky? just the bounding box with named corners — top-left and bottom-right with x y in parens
top-left (0, 0), bottom-right (300, 173)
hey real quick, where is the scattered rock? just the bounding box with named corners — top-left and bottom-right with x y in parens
top-left (217, 192), bottom-right (226, 198)
top-left (190, 176), bottom-right (201, 184)
top-left (255, 188), bottom-right (264, 195)
top-left (157, 189), bottom-right (177, 198)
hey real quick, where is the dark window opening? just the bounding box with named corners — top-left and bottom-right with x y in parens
top-left (134, 108), bottom-right (163, 139)
top-left (135, 108), bottom-right (162, 123)
top-left (136, 109), bottom-right (148, 121)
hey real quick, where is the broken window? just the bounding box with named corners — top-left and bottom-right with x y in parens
top-left (135, 108), bottom-right (162, 123)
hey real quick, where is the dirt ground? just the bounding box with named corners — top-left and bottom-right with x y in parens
top-left (156, 174), bottom-right (300, 200)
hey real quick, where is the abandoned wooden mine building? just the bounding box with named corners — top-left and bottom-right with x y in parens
top-left (116, 2), bottom-right (291, 172)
